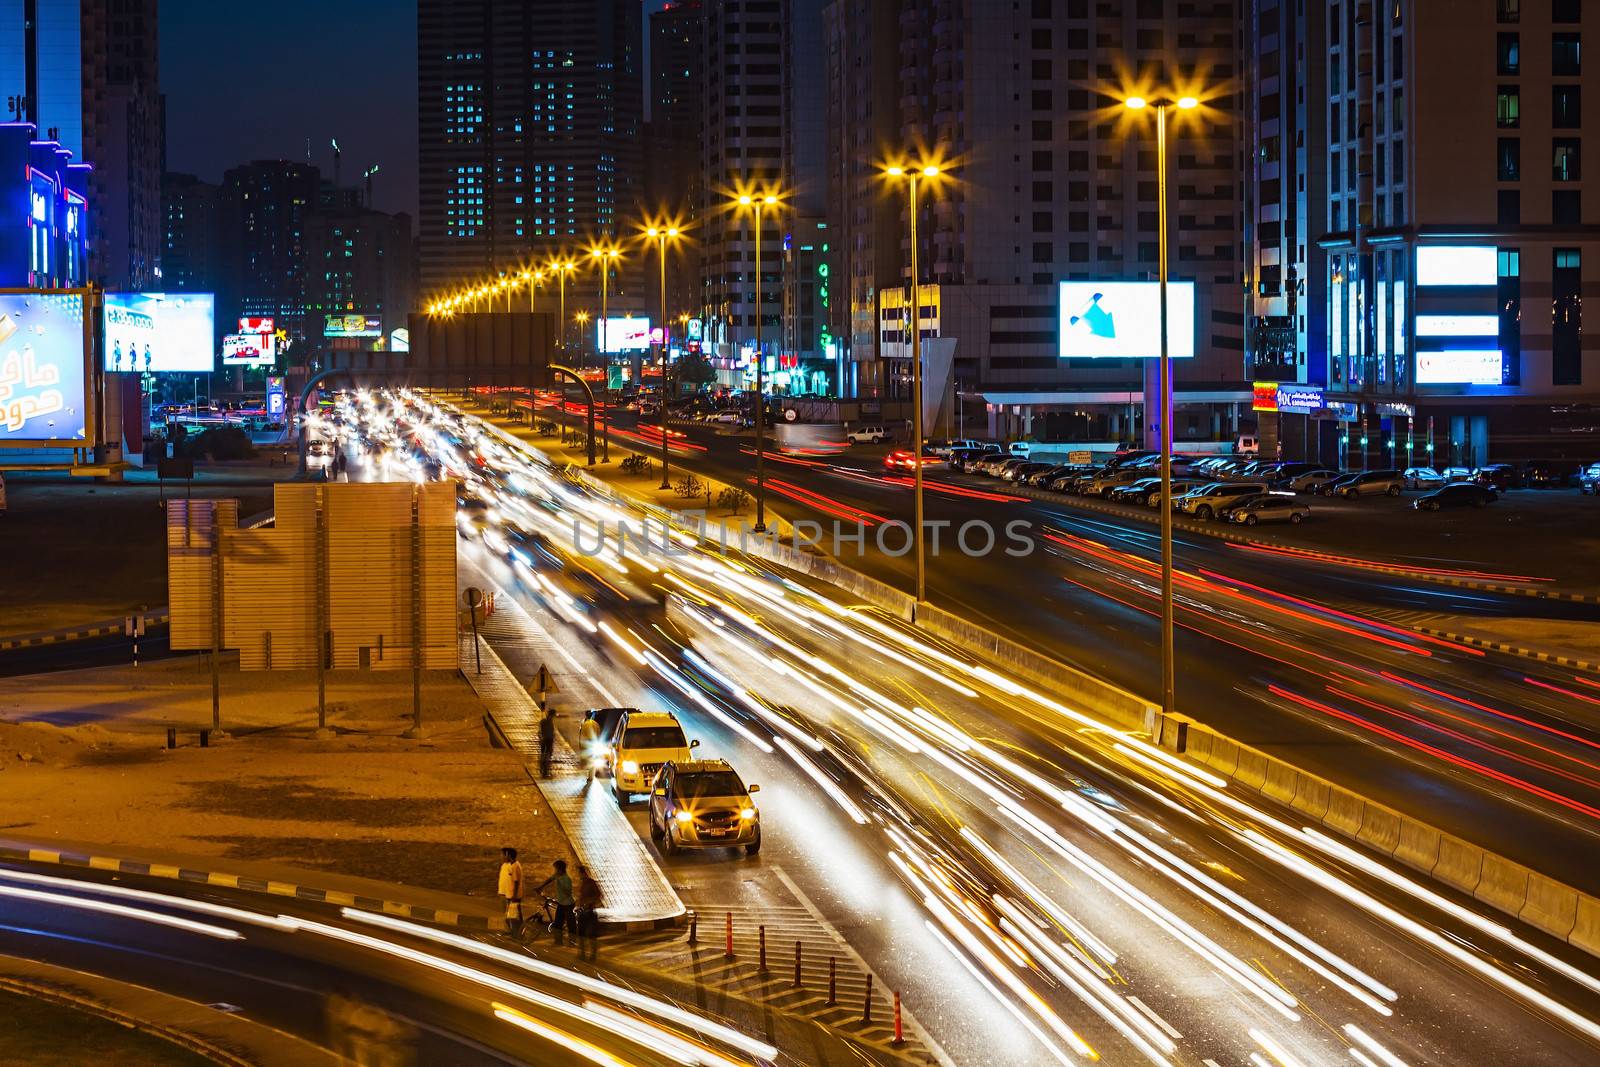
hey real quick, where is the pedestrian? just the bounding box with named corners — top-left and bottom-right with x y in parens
top-left (497, 847), bottom-right (524, 935)
top-left (537, 859), bottom-right (576, 944)
top-left (538, 705), bottom-right (557, 779)
top-left (575, 864), bottom-right (603, 959)
top-left (578, 710), bottom-right (601, 778)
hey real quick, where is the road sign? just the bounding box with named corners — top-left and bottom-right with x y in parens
top-left (123, 613), bottom-right (146, 638)
top-left (534, 664), bottom-right (558, 695)
top-left (462, 587), bottom-right (484, 609)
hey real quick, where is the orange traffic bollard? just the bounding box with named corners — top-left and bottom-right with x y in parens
top-left (893, 991), bottom-right (904, 1045)
top-left (724, 912), bottom-right (734, 959)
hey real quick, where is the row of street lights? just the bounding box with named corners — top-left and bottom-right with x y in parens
top-left (423, 105), bottom-right (1191, 720)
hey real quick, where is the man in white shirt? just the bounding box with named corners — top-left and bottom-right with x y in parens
top-left (498, 847), bottom-right (524, 933)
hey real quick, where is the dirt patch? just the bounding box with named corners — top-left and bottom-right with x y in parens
top-left (185, 776), bottom-right (489, 827)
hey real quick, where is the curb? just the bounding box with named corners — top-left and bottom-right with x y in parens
top-left (1410, 625), bottom-right (1600, 674)
top-left (0, 610), bottom-right (171, 652)
top-left (0, 841), bottom-right (508, 932)
top-left (998, 480), bottom-right (1600, 602)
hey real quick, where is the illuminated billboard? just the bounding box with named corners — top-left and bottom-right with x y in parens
top-left (222, 332), bottom-right (275, 365)
top-left (390, 327), bottom-right (410, 352)
top-left (104, 292), bottom-right (216, 372)
top-left (324, 313), bottom-right (383, 337)
top-left (1415, 314), bottom-right (1498, 337)
top-left (1058, 282), bottom-right (1195, 359)
top-left (0, 291), bottom-right (89, 444)
top-left (1415, 246), bottom-right (1497, 287)
top-left (1416, 350), bottom-right (1502, 385)
top-left (238, 316), bottom-right (275, 334)
top-left (598, 316), bottom-right (651, 353)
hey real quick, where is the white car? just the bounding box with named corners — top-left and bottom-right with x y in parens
top-left (1173, 481), bottom-right (1271, 520)
top-left (1286, 468), bottom-right (1342, 492)
top-left (608, 710), bottom-right (698, 803)
top-left (1402, 467), bottom-right (1446, 490)
top-left (709, 411), bottom-right (741, 425)
top-left (1008, 441), bottom-right (1033, 459)
top-left (846, 424), bottom-right (889, 444)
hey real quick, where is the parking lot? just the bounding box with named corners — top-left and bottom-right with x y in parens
top-left (949, 454), bottom-right (1600, 590)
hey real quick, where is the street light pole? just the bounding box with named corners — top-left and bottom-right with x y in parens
top-left (1125, 93), bottom-right (1195, 723)
top-left (908, 173), bottom-right (926, 605)
top-left (649, 227), bottom-right (679, 490)
top-left (739, 193), bottom-right (778, 533)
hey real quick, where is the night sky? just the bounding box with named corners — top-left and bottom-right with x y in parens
top-left (161, 0), bottom-right (672, 224)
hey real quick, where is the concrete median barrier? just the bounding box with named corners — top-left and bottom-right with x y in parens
top-left (1521, 875), bottom-right (1580, 942)
top-left (1569, 896), bottom-right (1600, 957)
top-left (1356, 806), bottom-right (1402, 856)
top-left (1261, 761), bottom-right (1299, 806)
top-left (1432, 837), bottom-right (1486, 896)
top-left (1392, 819), bottom-right (1442, 874)
top-left (1289, 776), bottom-right (1331, 822)
top-left (1323, 791), bottom-right (1366, 839)
top-left (1234, 748), bottom-right (1270, 793)
top-left (1476, 854), bottom-right (1533, 917)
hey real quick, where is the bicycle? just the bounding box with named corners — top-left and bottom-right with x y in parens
top-left (515, 895), bottom-right (572, 944)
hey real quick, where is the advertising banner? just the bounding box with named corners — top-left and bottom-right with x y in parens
top-left (1416, 350), bottom-right (1503, 385)
top-left (222, 332), bottom-right (275, 365)
top-left (1058, 282), bottom-right (1195, 359)
top-left (0, 291), bottom-right (89, 444)
top-left (598, 316), bottom-right (651, 353)
top-left (104, 292), bottom-right (216, 372)
top-left (324, 313), bottom-right (383, 338)
top-left (238, 316), bottom-right (275, 334)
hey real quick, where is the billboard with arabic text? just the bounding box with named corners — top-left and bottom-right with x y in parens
top-left (0, 291), bottom-right (90, 445)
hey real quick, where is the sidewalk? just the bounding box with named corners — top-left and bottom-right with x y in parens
top-left (457, 586), bottom-right (687, 931)
top-left (0, 656), bottom-right (569, 919)
top-left (1411, 617), bottom-right (1600, 674)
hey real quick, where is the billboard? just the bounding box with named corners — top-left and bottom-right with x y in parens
top-left (1416, 349), bottom-right (1502, 385)
top-left (324, 313), bottom-right (383, 337)
top-left (239, 316), bottom-right (275, 334)
top-left (598, 316), bottom-right (651, 353)
top-left (390, 327), bottom-right (410, 352)
top-left (0, 291), bottom-right (89, 444)
top-left (1416, 246), bottom-right (1497, 287)
top-left (222, 332), bottom-right (275, 365)
top-left (1058, 282), bottom-right (1196, 359)
top-left (104, 292), bottom-right (216, 372)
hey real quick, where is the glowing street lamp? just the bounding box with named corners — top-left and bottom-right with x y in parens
top-left (549, 259), bottom-right (578, 352)
top-left (1124, 90), bottom-right (1202, 723)
top-left (883, 160), bottom-right (945, 605)
top-left (734, 189), bottom-right (781, 532)
top-left (645, 223), bottom-right (683, 488)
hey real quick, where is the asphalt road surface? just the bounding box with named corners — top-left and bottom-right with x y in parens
top-left (337, 392), bottom-right (1600, 1067)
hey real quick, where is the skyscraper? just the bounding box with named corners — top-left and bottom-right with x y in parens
top-left (417, 0), bottom-right (642, 298)
top-left (646, 1), bottom-right (703, 324)
top-left (161, 171), bottom-right (222, 294)
top-left (220, 160), bottom-right (320, 346)
top-left (825, 0), bottom-right (1248, 440)
top-left (0, 0), bottom-right (162, 290)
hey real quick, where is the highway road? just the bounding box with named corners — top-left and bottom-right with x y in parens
top-left (336, 391), bottom-right (1600, 1066)
top-left (511, 400), bottom-right (1600, 898)
top-left (0, 861), bottom-right (784, 1066)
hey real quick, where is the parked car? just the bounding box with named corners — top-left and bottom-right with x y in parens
top-left (607, 710), bottom-right (698, 804)
top-left (1173, 481), bottom-right (1271, 520)
top-left (978, 455), bottom-right (1022, 477)
top-left (1580, 462), bottom-right (1600, 495)
top-left (1078, 467), bottom-right (1148, 497)
top-left (1107, 476), bottom-right (1162, 504)
top-left (1145, 478), bottom-right (1207, 508)
top-left (1281, 468), bottom-right (1342, 492)
top-left (647, 758), bottom-right (762, 856)
top-left (1107, 449), bottom-right (1159, 469)
top-left (1472, 464), bottom-right (1522, 491)
top-left (1007, 441), bottom-right (1034, 458)
top-left (1004, 460), bottom-right (1055, 483)
top-left (709, 410), bottom-right (742, 425)
top-left (1336, 469), bottom-right (1405, 497)
top-left (1023, 463), bottom-right (1073, 487)
top-left (1402, 467), bottom-right (1446, 490)
top-left (1044, 464), bottom-right (1098, 491)
top-left (1222, 493), bottom-right (1312, 526)
top-left (1414, 483), bottom-right (1498, 510)
top-left (1442, 466), bottom-right (1475, 482)
top-left (1522, 460), bottom-right (1576, 488)
top-left (1235, 434), bottom-right (1260, 456)
top-left (845, 424), bottom-right (889, 444)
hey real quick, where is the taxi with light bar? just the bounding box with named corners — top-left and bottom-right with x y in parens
top-left (647, 759), bottom-right (762, 856)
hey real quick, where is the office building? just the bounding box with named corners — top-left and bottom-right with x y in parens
top-left (824, 0), bottom-right (1247, 440)
top-left (161, 172), bottom-right (222, 294)
top-left (0, 0), bottom-right (159, 289)
top-left (416, 0), bottom-right (642, 299)
top-left (1252, 0), bottom-right (1599, 467)
top-left (220, 160), bottom-right (320, 347)
top-left (646, 0), bottom-right (703, 326)
top-left (304, 204), bottom-right (417, 349)
top-left (0, 125), bottom-right (90, 288)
